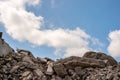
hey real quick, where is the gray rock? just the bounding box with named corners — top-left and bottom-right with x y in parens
top-left (21, 71), bottom-right (31, 77)
top-left (34, 69), bottom-right (44, 77)
top-left (37, 57), bottom-right (47, 64)
top-left (83, 51), bottom-right (117, 66)
top-left (63, 57), bottom-right (106, 69)
top-left (21, 71), bottom-right (32, 80)
top-left (46, 61), bottom-right (54, 75)
top-left (53, 63), bottom-right (67, 78)
top-left (10, 65), bottom-right (20, 73)
top-left (0, 33), bottom-right (13, 57)
top-left (22, 56), bottom-right (34, 64)
top-left (17, 49), bottom-right (34, 58)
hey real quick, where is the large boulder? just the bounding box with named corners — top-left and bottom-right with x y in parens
top-left (0, 32), bottom-right (14, 57)
top-left (53, 63), bottom-right (67, 78)
top-left (54, 56), bottom-right (106, 70)
top-left (83, 51), bottom-right (117, 66)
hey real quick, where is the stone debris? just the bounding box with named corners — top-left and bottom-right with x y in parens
top-left (0, 32), bottom-right (120, 80)
top-left (83, 51), bottom-right (117, 66)
top-left (46, 61), bottom-right (54, 75)
top-left (53, 63), bottom-right (67, 78)
top-left (0, 32), bottom-right (14, 57)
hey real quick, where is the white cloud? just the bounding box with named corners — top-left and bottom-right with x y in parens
top-left (0, 0), bottom-right (103, 57)
top-left (108, 30), bottom-right (120, 57)
top-left (0, 0), bottom-right (43, 41)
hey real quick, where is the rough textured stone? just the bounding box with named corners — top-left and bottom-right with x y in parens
top-left (0, 33), bottom-right (14, 57)
top-left (46, 61), bottom-right (54, 75)
top-left (53, 63), bottom-right (67, 78)
top-left (56, 56), bottom-right (106, 69)
top-left (34, 69), bottom-right (44, 77)
top-left (83, 51), bottom-right (117, 66)
top-left (22, 56), bottom-right (34, 64)
top-left (0, 32), bottom-right (120, 80)
top-left (17, 49), bottom-right (34, 58)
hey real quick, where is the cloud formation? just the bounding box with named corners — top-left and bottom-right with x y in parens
top-left (0, 0), bottom-right (102, 57)
top-left (108, 30), bottom-right (120, 57)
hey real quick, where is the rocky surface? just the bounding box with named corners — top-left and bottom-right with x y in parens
top-left (0, 32), bottom-right (120, 80)
top-left (0, 32), bottom-right (14, 57)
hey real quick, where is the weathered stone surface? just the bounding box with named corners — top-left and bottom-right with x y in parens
top-left (22, 56), bottom-right (34, 64)
top-left (83, 51), bottom-right (117, 66)
top-left (46, 61), bottom-right (54, 75)
top-left (53, 63), bottom-right (67, 77)
top-left (55, 56), bottom-right (106, 69)
top-left (0, 32), bottom-right (120, 80)
top-left (17, 49), bottom-right (34, 58)
top-left (34, 69), bottom-right (44, 77)
top-left (10, 65), bottom-right (20, 73)
top-left (0, 33), bottom-right (14, 57)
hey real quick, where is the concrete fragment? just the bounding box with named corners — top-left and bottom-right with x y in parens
top-left (53, 63), bottom-right (67, 78)
top-left (46, 61), bottom-right (54, 75)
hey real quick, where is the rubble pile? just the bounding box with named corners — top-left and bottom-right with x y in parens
top-left (0, 32), bottom-right (120, 80)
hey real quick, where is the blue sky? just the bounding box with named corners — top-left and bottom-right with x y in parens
top-left (0, 0), bottom-right (120, 60)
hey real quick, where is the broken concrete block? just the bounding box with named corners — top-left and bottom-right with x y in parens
top-left (53, 63), bottom-right (67, 78)
top-left (46, 61), bottom-right (54, 75)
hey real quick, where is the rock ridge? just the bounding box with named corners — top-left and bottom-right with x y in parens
top-left (0, 32), bottom-right (120, 80)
